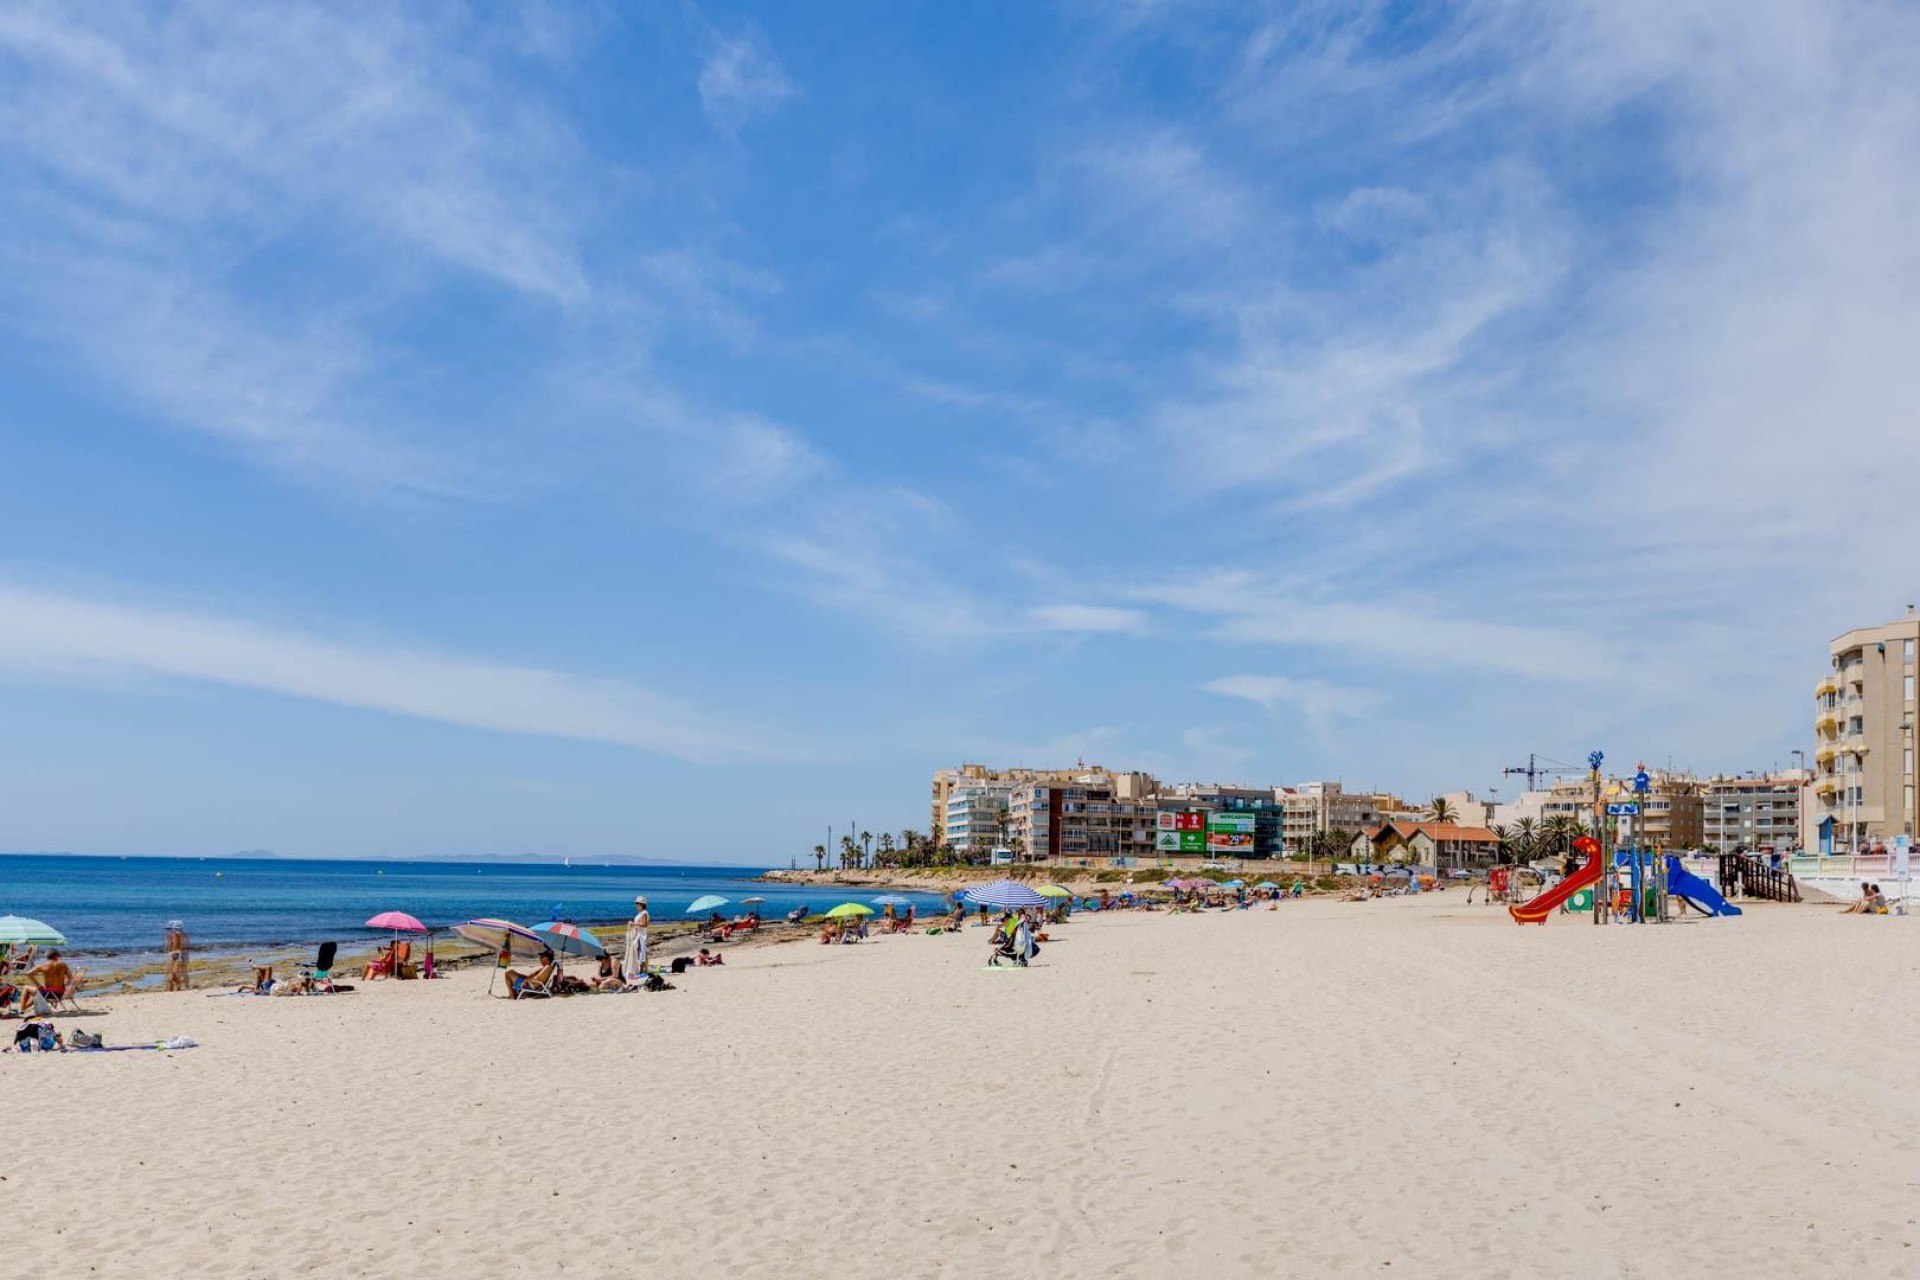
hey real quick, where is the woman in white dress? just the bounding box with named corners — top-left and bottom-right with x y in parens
top-left (623, 896), bottom-right (650, 984)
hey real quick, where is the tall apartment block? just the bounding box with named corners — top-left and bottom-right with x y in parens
top-left (1813, 611), bottom-right (1920, 850)
top-left (1703, 772), bottom-right (1807, 854)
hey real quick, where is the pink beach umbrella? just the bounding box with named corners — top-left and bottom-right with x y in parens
top-left (365, 911), bottom-right (427, 933)
top-left (365, 911), bottom-right (430, 979)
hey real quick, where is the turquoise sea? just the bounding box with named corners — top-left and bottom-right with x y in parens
top-left (0, 854), bottom-right (945, 965)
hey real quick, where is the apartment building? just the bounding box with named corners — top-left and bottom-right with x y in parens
top-left (931, 763), bottom-right (1131, 844)
top-left (941, 782), bottom-right (1013, 855)
top-left (1812, 611), bottom-right (1920, 850)
top-left (1540, 772), bottom-right (1704, 849)
top-left (1280, 782), bottom-right (1391, 855)
top-left (1007, 776), bottom-right (1159, 863)
top-left (1703, 772), bottom-right (1807, 854)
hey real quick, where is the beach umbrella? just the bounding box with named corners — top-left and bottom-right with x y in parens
top-left (741, 896), bottom-right (767, 906)
top-left (451, 918), bottom-right (549, 994)
top-left (687, 894), bottom-right (730, 915)
top-left (0, 915), bottom-right (65, 947)
top-left (871, 894), bottom-right (913, 906)
top-left (1219, 879), bottom-right (1245, 889)
top-left (365, 911), bottom-right (427, 933)
top-left (363, 911), bottom-right (429, 975)
top-left (961, 880), bottom-right (1047, 910)
top-left (533, 920), bottom-right (607, 958)
top-left (1253, 881), bottom-right (1279, 891)
top-left (1034, 885), bottom-right (1072, 899)
top-left (823, 903), bottom-right (873, 919)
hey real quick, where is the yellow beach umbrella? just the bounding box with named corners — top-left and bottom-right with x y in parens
top-left (1034, 884), bottom-right (1072, 899)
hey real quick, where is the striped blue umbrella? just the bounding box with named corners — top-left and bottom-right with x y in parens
top-left (533, 920), bottom-right (606, 958)
top-left (961, 880), bottom-right (1047, 909)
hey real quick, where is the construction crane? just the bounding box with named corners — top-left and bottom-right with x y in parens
top-left (1501, 753), bottom-right (1585, 793)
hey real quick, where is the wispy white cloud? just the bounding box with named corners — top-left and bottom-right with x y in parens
top-left (698, 25), bottom-right (798, 135)
top-left (0, 3), bottom-right (590, 498)
top-left (1202, 674), bottom-right (1385, 724)
top-left (1026, 604), bottom-right (1150, 635)
top-left (0, 582), bottom-right (792, 763)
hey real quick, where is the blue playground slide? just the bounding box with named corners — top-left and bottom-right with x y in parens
top-left (1665, 855), bottom-right (1742, 917)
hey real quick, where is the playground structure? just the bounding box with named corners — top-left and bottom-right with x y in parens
top-left (1508, 835), bottom-right (1605, 924)
top-left (1507, 750), bottom-right (1745, 926)
top-left (1508, 839), bottom-right (1741, 924)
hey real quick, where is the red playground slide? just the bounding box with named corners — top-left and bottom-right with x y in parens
top-left (1508, 836), bottom-right (1603, 925)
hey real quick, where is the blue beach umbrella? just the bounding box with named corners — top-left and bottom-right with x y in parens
top-left (871, 895), bottom-right (913, 906)
top-left (961, 880), bottom-right (1048, 910)
top-left (687, 895), bottom-right (729, 915)
top-left (533, 920), bottom-right (606, 958)
top-left (1253, 881), bottom-right (1279, 891)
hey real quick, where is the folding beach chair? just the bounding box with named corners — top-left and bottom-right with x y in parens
top-left (302, 941), bottom-right (339, 993)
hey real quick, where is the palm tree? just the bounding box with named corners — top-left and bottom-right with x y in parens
top-left (899, 829), bottom-right (922, 867)
top-left (1491, 823), bottom-right (1512, 860)
top-left (812, 843), bottom-right (827, 872)
top-left (1428, 795), bottom-right (1458, 825)
top-left (860, 830), bottom-right (873, 867)
top-left (1309, 827), bottom-right (1353, 874)
top-left (1541, 815), bottom-right (1578, 860)
top-left (876, 833), bottom-right (896, 866)
top-left (839, 834), bottom-right (860, 869)
top-left (1514, 816), bottom-right (1539, 861)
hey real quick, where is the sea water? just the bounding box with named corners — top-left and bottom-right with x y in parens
top-left (0, 853), bottom-right (942, 965)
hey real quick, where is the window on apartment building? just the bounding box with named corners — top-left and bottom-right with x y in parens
top-left (1907, 639), bottom-right (1916, 663)
top-left (1907, 674), bottom-right (1916, 702)
top-left (1907, 784), bottom-right (1915, 815)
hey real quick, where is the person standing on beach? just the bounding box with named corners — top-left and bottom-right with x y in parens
top-left (624, 896), bottom-right (650, 982)
top-left (163, 923), bottom-right (190, 992)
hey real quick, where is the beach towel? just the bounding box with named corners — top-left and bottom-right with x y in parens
top-left (623, 925), bottom-right (647, 981)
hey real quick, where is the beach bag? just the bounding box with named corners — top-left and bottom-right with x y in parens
top-left (69, 1029), bottom-right (103, 1049)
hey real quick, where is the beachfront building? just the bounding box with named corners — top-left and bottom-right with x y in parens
top-left (1434, 790), bottom-right (1497, 828)
top-left (931, 763), bottom-right (1147, 847)
top-left (1351, 821), bottom-right (1502, 871)
top-left (1703, 771), bottom-right (1808, 855)
top-left (942, 782), bottom-right (1014, 856)
top-left (1280, 782), bottom-right (1393, 855)
top-left (1812, 611), bottom-right (1919, 851)
top-left (1489, 789), bottom-right (1552, 830)
top-left (1006, 775), bottom-right (1160, 864)
top-left (1539, 771), bottom-right (1704, 849)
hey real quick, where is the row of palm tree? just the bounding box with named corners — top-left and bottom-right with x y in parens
top-left (1489, 814), bottom-right (1594, 864)
top-left (810, 827), bottom-right (999, 871)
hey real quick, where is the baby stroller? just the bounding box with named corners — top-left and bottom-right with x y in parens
top-left (989, 921), bottom-right (1038, 968)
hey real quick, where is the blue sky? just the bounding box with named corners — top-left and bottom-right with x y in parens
top-left (2, 1), bottom-right (1916, 859)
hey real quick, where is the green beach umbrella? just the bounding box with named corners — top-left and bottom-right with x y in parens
top-left (1034, 884), bottom-right (1072, 899)
top-left (823, 903), bottom-right (873, 919)
top-left (0, 915), bottom-right (65, 946)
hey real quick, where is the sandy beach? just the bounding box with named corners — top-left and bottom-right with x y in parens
top-left (7, 895), bottom-right (1917, 1278)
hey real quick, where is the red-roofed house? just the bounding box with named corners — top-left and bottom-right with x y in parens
top-left (1349, 821), bottom-right (1503, 871)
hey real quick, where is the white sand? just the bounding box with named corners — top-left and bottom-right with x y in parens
top-left (7, 896), bottom-right (1918, 1278)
